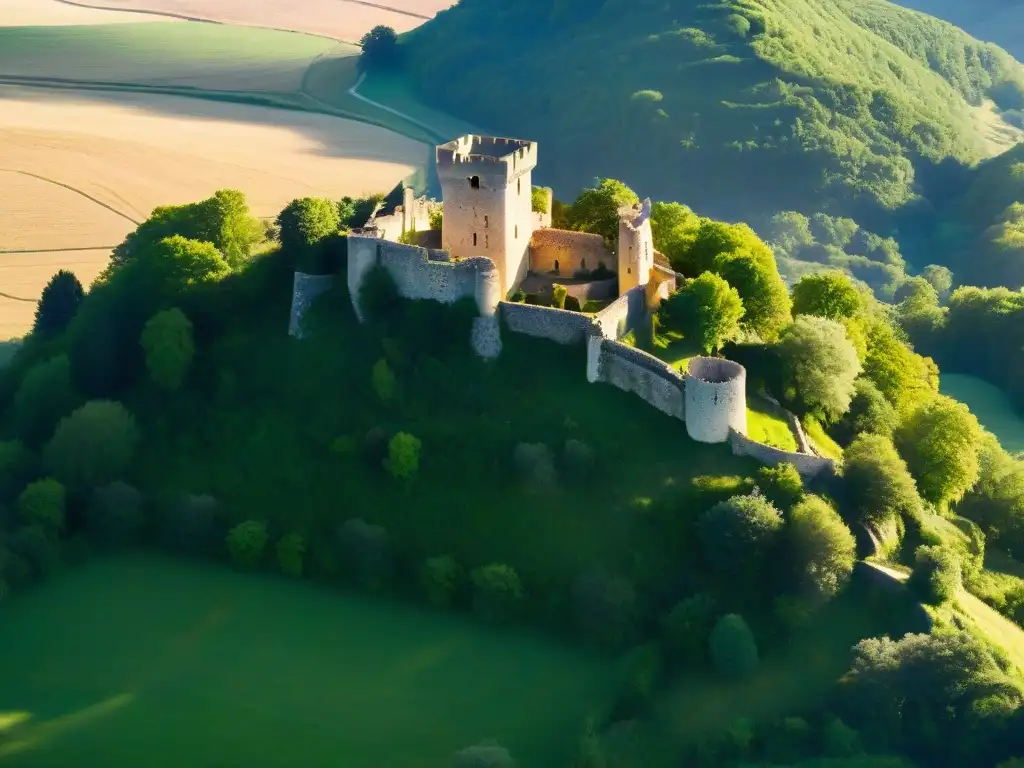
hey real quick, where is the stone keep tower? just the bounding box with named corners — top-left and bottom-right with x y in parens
top-left (436, 135), bottom-right (539, 297)
top-left (617, 198), bottom-right (654, 294)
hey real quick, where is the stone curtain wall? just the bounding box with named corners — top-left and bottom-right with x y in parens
top-left (684, 357), bottom-right (747, 443)
top-left (499, 301), bottom-right (597, 345)
top-left (729, 429), bottom-right (835, 480)
top-left (592, 284), bottom-right (648, 340)
top-left (288, 272), bottom-right (336, 339)
top-left (528, 228), bottom-right (613, 275)
top-left (563, 277), bottom-right (618, 304)
top-left (592, 338), bottom-right (686, 419)
top-left (377, 240), bottom-right (485, 304)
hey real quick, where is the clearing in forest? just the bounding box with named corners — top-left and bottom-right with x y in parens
top-left (0, 554), bottom-right (615, 767)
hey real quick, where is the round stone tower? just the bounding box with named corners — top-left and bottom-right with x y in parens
top-left (467, 255), bottom-right (502, 359)
top-left (684, 356), bottom-right (747, 443)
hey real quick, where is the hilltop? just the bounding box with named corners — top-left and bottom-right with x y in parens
top-left (402, 0), bottom-right (1024, 227)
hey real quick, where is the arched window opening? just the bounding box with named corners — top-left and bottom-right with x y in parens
top-left (470, 176), bottom-right (480, 189)
top-left (473, 233), bottom-right (477, 247)
top-left (485, 234), bottom-right (489, 248)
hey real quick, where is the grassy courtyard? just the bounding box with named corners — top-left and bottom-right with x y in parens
top-left (0, 554), bottom-right (615, 767)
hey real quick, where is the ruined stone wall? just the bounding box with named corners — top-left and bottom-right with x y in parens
top-left (347, 235), bottom-right (501, 359)
top-left (729, 429), bottom-right (835, 480)
top-left (528, 229), bottom-right (613, 276)
top-left (591, 338), bottom-right (686, 419)
top-left (288, 272), bottom-right (336, 339)
top-left (499, 301), bottom-right (596, 345)
top-left (591, 284), bottom-right (647, 340)
top-left (685, 357), bottom-right (747, 443)
top-left (563, 277), bottom-right (617, 304)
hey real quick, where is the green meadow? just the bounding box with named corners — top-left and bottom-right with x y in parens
top-left (0, 554), bottom-right (615, 767)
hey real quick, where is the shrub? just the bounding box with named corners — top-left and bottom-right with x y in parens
top-left (87, 481), bottom-right (144, 548)
top-left (821, 717), bottom-right (861, 757)
top-left (0, 440), bottom-right (34, 501)
top-left (226, 520), bottom-right (269, 568)
top-left (760, 717), bottom-right (811, 764)
top-left (842, 433), bottom-right (925, 526)
top-left (531, 186), bottom-right (550, 214)
top-left (513, 442), bottom-right (556, 488)
top-left (337, 518), bottom-right (391, 589)
top-left (571, 568), bottom-right (637, 650)
top-left (8, 524), bottom-right (60, 581)
top-left (384, 432), bottom-right (421, 482)
top-left (908, 545), bottom-right (962, 605)
top-left (552, 283), bottom-right (568, 309)
top-left (13, 354), bottom-right (78, 444)
top-left (451, 741), bottom-right (515, 768)
top-left (788, 495), bottom-right (856, 602)
top-left (371, 358), bottom-right (397, 403)
top-left (663, 592), bottom-right (719, 666)
top-left (698, 493), bottom-right (783, 589)
top-left (563, 439), bottom-right (595, 480)
top-left (17, 479), bottom-right (65, 533)
top-left (140, 308), bottom-right (195, 391)
top-left (420, 554), bottom-right (460, 608)
top-left (161, 493), bottom-right (221, 556)
top-left (276, 533), bottom-right (306, 577)
top-left (471, 563), bottom-right (524, 623)
top-left (276, 197), bottom-right (341, 273)
top-left (756, 462), bottom-right (803, 510)
top-left (44, 400), bottom-right (139, 491)
top-left (616, 642), bottom-right (662, 715)
top-left (709, 614), bottom-right (759, 679)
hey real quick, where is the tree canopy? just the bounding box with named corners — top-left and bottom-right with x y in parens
top-left (658, 272), bottom-right (745, 354)
top-left (564, 178), bottom-right (639, 245)
top-left (778, 315), bottom-right (861, 421)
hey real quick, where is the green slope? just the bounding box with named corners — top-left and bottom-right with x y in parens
top-left (403, 0), bottom-right (1024, 224)
top-left (890, 0), bottom-right (1024, 61)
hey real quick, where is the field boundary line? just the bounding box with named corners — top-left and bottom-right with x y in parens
top-left (0, 246), bottom-right (117, 255)
top-left (0, 169), bottom-right (140, 225)
top-left (51, 0), bottom-right (431, 30)
top-left (0, 292), bottom-right (35, 303)
top-left (346, 71), bottom-right (447, 143)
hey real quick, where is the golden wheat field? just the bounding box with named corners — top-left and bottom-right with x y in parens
top-left (49, 0), bottom-right (456, 41)
top-left (0, 0), bottom-right (180, 26)
top-left (0, 86), bottom-right (428, 334)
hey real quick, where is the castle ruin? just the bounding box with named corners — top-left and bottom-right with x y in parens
top-left (288, 134), bottom-right (835, 480)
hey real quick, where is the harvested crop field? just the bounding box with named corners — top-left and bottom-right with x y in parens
top-left (0, 86), bottom-right (428, 335)
top-left (0, 23), bottom-right (347, 92)
top-left (0, 0), bottom-right (178, 26)
top-left (47, 0), bottom-right (455, 41)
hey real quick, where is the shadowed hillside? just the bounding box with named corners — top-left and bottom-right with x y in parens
top-left (403, 0), bottom-right (1024, 227)
top-left (891, 0), bottom-right (1024, 61)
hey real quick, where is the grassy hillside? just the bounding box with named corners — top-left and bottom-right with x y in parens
top-left (891, 0), bottom-right (1024, 61)
top-left (403, 0), bottom-right (1024, 225)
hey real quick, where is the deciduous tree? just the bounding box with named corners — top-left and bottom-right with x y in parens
top-left (841, 433), bottom-right (925, 526)
top-left (33, 270), bottom-right (84, 337)
top-left (44, 400), bottom-right (139, 491)
top-left (565, 178), bottom-right (639, 245)
top-left (791, 271), bottom-right (864, 321)
top-left (709, 614), bottom-right (759, 679)
top-left (358, 25), bottom-right (401, 72)
top-left (895, 395), bottom-right (983, 508)
top-left (778, 315), bottom-right (861, 420)
top-left (659, 272), bottom-right (744, 354)
top-left (787, 495), bottom-right (856, 602)
top-left (140, 308), bottom-right (195, 391)
top-left (712, 249), bottom-right (792, 340)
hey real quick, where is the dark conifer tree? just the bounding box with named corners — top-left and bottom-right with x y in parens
top-left (33, 269), bottom-right (84, 337)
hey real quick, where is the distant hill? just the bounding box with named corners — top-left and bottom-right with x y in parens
top-left (890, 0), bottom-right (1024, 61)
top-left (403, 0), bottom-right (1024, 227)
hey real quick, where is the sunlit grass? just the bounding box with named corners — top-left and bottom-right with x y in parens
top-left (802, 415), bottom-right (843, 460)
top-left (746, 399), bottom-right (798, 451)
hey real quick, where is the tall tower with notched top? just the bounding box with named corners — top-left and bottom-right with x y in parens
top-left (436, 135), bottom-right (538, 297)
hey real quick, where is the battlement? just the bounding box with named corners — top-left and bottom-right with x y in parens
top-left (436, 135), bottom-right (538, 181)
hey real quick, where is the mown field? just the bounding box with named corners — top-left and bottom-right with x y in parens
top-left (0, 16), bottom-right (445, 337)
top-left (0, 554), bottom-right (615, 767)
top-left (54, 0), bottom-right (455, 42)
top-left (3, 0), bottom-right (177, 26)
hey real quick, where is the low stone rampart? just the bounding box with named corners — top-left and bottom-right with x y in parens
top-left (591, 284), bottom-right (647, 340)
top-left (593, 339), bottom-right (686, 419)
top-left (288, 272), bottom-right (336, 339)
top-left (729, 429), bottom-right (835, 480)
top-left (499, 301), bottom-right (596, 345)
